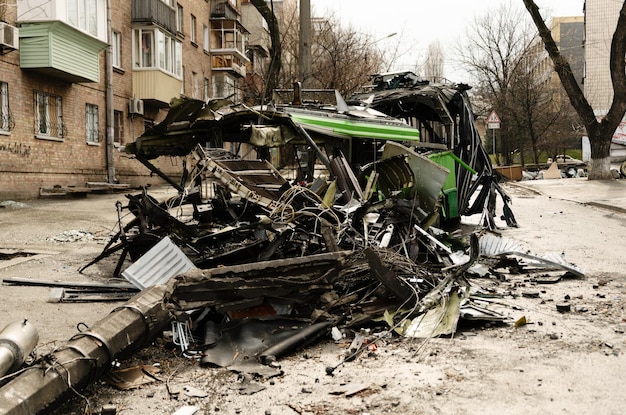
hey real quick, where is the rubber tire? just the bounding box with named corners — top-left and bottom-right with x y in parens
top-left (621, 160), bottom-right (626, 178)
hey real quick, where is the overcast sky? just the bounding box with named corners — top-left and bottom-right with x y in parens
top-left (309, 0), bottom-right (585, 82)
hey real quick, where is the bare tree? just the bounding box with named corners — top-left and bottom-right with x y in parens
top-left (505, 47), bottom-right (561, 164)
top-left (522, 0), bottom-right (626, 179)
top-left (249, 2), bottom-right (397, 100)
top-left (457, 1), bottom-right (568, 166)
top-left (277, 10), bottom-right (387, 97)
top-left (250, 0), bottom-right (282, 103)
top-left (457, 2), bottom-right (535, 165)
top-left (311, 18), bottom-right (385, 96)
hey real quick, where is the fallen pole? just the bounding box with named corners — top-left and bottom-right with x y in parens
top-left (0, 285), bottom-right (170, 415)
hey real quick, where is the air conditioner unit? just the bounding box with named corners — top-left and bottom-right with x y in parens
top-left (0, 22), bottom-right (19, 51)
top-left (128, 98), bottom-right (144, 115)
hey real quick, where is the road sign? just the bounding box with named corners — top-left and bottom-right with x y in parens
top-left (487, 110), bottom-right (501, 129)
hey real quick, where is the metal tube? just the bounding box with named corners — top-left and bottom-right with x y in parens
top-left (0, 286), bottom-right (171, 414)
top-left (0, 320), bottom-right (39, 377)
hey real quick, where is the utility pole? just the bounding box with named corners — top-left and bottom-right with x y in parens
top-left (299, 0), bottom-right (311, 88)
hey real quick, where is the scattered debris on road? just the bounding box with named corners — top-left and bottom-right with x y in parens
top-left (1, 77), bottom-right (594, 413)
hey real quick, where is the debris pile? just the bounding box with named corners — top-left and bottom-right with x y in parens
top-left (0, 75), bottom-right (585, 413)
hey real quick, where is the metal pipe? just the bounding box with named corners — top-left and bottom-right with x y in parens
top-left (105, 0), bottom-right (116, 183)
top-left (0, 286), bottom-right (171, 414)
top-left (0, 320), bottom-right (38, 377)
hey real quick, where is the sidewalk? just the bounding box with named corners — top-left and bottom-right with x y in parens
top-left (509, 177), bottom-right (626, 214)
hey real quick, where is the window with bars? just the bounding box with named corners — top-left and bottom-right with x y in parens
top-left (86, 103), bottom-right (99, 144)
top-left (0, 82), bottom-right (13, 133)
top-left (34, 91), bottom-right (64, 139)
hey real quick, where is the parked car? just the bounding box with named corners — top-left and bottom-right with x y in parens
top-left (548, 155), bottom-right (585, 167)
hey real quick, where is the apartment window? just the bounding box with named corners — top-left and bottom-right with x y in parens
top-left (203, 78), bottom-right (209, 101)
top-left (34, 91), bottom-right (64, 139)
top-left (160, 0), bottom-right (174, 7)
top-left (192, 71), bottom-right (199, 99)
top-left (113, 110), bottom-right (123, 145)
top-left (190, 15), bottom-right (196, 44)
top-left (133, 28), bottom-right (182, 78)
top-left (176, 4), bottom-right (183, 33)
top-left (112, 30), bottom-right (121, 68)
top-left (0, 82), bottom-right (12, 132)
top-left (86, 104), bottom-right (99, 144)
top-left (212, 74), bottom-right (236, 100)
top-left (67, 0), bottom-right (98, 36)
top-left (203, 25), bottom-right (209, 52)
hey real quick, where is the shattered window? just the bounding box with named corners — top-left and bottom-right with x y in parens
top-left (34, 91), bottom-right (64, 139)
top-left (85, 103), bottom-right (99, 144)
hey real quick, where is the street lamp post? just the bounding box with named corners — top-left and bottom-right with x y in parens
top-left (365, 32), bottom-right (397, 72)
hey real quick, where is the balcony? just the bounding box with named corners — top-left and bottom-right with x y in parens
top-left (133, 70), bottom-right (183, 107)
top-left (19, 22), bottom-right (107, 83)
top-left (132, 0), bottom-right (177, 35)
top-left (211, 1), bottom-right (240, 20)
top-left (212, 55), bottom-right (246, 78)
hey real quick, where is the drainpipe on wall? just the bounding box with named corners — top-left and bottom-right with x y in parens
top-left (105, 0), bottom-right (116, 183)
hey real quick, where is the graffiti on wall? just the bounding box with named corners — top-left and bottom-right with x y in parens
top-left (0, 142), bottom-right (31, 158)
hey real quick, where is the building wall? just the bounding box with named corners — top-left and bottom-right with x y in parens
top-left (553, 17), bottom-right (585, 86)
top-left (584, 0), bottom-right (619, 112)
top-left (179, 0), bottom-right (213, 101)
top-left (0, 0), bottom-right (219, 199)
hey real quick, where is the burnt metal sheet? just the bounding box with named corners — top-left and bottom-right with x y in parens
top-left (163, 251), bottom-right (350, 312)
top-left (200, 317), bottom-right (331, 378)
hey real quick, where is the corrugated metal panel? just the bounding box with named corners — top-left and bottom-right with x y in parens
top-left (122, 236), bottom-right (195, 290)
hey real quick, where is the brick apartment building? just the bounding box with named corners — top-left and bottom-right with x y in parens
top-left (0, 0), bottom-right (268, 199)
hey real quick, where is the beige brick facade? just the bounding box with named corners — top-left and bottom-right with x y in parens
top-left (0, 0), bottom-right (222, 199)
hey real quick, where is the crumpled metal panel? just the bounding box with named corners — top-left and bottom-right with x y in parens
top-left (478, 233), bottom-right (584, 278)
top-left (478, 233), bottom-right (525, 256)
top-left (122, 236), bottom-right (195, 289)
